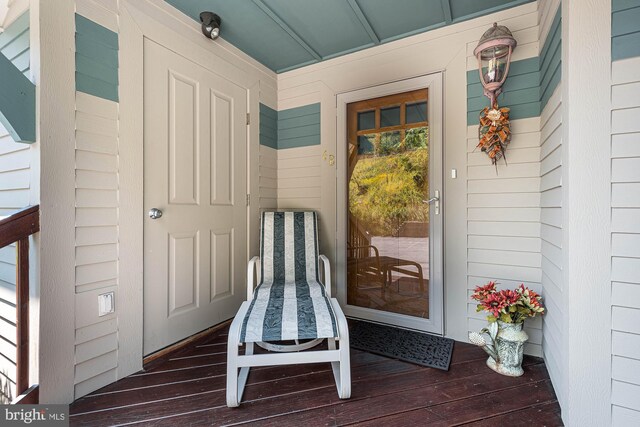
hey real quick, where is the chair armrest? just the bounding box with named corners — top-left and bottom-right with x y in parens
top-left (318, 254), bottom-right (331, 298)
top-left (349, 245), bottom-right (380, 258)
top-left (247, 256), bottom-right (260, 301)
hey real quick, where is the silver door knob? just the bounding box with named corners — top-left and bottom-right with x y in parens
top-left (148, 208), bottom-right (163, 219)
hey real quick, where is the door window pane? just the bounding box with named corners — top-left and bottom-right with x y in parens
top-left (358, 135), bottom-right (375, 155)
top-left (406, 101), bottom-right (427, 124)
top-left (358, 110), bottom-right (375, 130)
top-left (380, 106), bottom-right (400, 127)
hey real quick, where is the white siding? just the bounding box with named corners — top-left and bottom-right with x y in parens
top-left (73, 0), bottom-right (120, 399)
top-left (73, 91), bottom-right (119, 399)
top-left (0, 10), bottom-right (31, 403)
top-left (259, 145), bottom-right (277, 211)
top-left (466, 117), bottom-right (543, 357)
top-left (277, 146), bottom-right (321, 210)
top-left (539, 83), bottom-right (565, 405)
top-left (611, 55), bottom-right (640, 421)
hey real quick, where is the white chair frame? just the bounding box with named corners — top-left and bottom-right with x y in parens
top-left (226, 254), bottom-right (351, 407)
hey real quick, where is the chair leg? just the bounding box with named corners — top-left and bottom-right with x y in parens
top-left (330, 299), bottom-right (351, 399)
top-left (227, 302), bottom-right (250, 407)
top-left (226, 332), bottom-right (240, 407)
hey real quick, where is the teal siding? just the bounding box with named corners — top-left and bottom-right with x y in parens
top-left (467, 4), bottom-right (562, 124)
top-left (75, 14), bottom-right (119, 102)
top-left (277, 103), bottom-right (321, 149)
top-left (260, 103), bottom-right (321, 149)
top-left (0, 11), bottom-right (35, 143)
top-left (260, 103), bottom-right (278, 149)
top-left (467, 57), bottom-right (540, 124)
top-left (0, 11), bottom-right (29, 76)
top-left (540, 6), bottom-right (562, 110)
top-left (612, 0), bottom-right (640, 61)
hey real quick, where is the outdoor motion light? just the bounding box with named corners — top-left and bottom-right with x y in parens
top-left (200, 11), bottom-right (221, 40)
top-left (473, 23), bottom-right (517, 108)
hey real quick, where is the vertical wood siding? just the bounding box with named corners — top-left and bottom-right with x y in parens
top-left (0, 10), bottom-right (30, 403)
top-left (611, 49), bottom-right (640, 427)
top-left (74, 4), bottom-right (120, 399)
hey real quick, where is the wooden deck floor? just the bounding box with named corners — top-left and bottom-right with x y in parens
top-left (70, 324), bottom-right (562, 426)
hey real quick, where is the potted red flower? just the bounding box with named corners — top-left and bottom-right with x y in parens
top-left (468, 281), bottom-right (545, 376)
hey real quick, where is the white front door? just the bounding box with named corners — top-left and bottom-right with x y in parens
top-left (143, 39), bottom-right (247, 355)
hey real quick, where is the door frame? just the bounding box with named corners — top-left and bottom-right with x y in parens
top-left (336, 73), bottom-right (444, 335)
top-left (118, 0), bottom-right (267, 378)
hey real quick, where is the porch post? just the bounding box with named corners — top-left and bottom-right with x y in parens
top-left (561, 0), bottom-right (612, 425)
top-left (37, 0), bottom-right (77, 402)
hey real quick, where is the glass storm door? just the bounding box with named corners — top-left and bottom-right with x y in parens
top-left (336, 74), bottom-right (443, 334)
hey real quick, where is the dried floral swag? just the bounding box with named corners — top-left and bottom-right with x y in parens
top-left (477, 105), bottom-right (512, 165)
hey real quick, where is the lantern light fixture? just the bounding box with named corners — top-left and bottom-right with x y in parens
top-left (200, 11), bottom-right (221, 40)
top-left (473, 22), bottom-right (517, 108)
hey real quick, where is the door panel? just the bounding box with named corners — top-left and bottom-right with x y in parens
top-left (144, 39), bottom-right (247, 355)
top-left (168, 231), bottom-right (198, 316)
top-left (169, 71), bottom-right (199, 205)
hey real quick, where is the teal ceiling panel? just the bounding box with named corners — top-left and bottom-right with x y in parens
top-left (262, 0), bottom-right (373, 58)
top-left (165, 0), bottom-right (316, 71)
top-left (450, 0), bottom-right (531, 22)
top-left (165, 0), bottom-right (534, 73)
top-left (354, 0), bottom-right (446, 42)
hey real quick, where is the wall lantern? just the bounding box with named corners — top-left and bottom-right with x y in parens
top-left (200, 11), bottom-right (221, 40)
top-left (474, 23), bottom-right (517, 167)
top-left (473, 23), bottom-right (517, 108)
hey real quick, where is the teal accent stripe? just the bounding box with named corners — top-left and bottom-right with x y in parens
top-left (540, 6), bottom-right (562, 110)
top-left (466, 58), bottom-right (540, 124)
top-left (75, 14), bottom-right (118, 49)
top-left (260, 103), bottom-right (278, 149)
top-left (466, 5), bottom-right (562, 124)
top-left (278, 103), bottom-right (321, 120)
top-left (75, 14), bottom-right (119, 102)
top-left (613, 0), bottom-right (640, 12)
top-left (612, 1), bottom-right (640, 60)
top-left (278, 103), bottom-right (320, 149)
top-left (0, 52), bottom-right (36, 143)
top-left (0, 11), bottom-right (30, 76)
top-left (0, 11), bottom-right (34, 142)
top-left (260, 103), bottom-right (321, 149)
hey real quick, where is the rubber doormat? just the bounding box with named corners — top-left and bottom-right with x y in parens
top-left (349, 319), bottom-right (454, 371)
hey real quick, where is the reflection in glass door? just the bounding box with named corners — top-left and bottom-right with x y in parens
top-left (337, 74), bottom-right (443, 334)
top-left (348, 88), bottom-right (430, 318)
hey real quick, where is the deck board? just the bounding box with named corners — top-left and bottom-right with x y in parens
top-left (69, 325), bottom-right (563, 426)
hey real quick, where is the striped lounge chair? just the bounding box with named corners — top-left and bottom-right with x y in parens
top-left (226, 211), bottom-right (351, 407)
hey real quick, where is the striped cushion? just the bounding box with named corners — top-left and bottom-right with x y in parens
top-left (240, 211), bottom-right (338, 343)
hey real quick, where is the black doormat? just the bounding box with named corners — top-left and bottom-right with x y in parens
top-left (349, 319), bottom-right (454, 371)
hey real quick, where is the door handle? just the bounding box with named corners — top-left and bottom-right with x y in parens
top-left (422, 190), bottom-right (440, 215)
top-left (148, 208), bottom-right (163, 219)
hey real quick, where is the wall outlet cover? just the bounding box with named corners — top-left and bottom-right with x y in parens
top-left (98, 291), bottom-right (115, 317)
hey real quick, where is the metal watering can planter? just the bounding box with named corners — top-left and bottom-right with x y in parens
top-left (468, 281), bottom-right (544, 377)
top-left (469, 321), bottom-right (528, 377)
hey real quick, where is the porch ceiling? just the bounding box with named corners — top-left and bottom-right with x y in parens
top-left (165, 0), bottom-right (534, 73)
